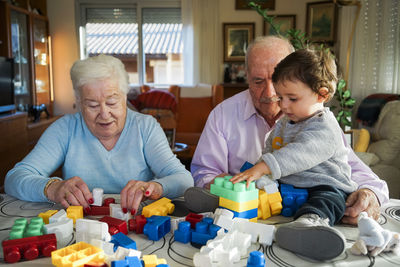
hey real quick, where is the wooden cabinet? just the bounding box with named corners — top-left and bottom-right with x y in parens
top-left (221, 83), bottom-right (248, 99)
top-left (0, 0), bottom-right (53, 116)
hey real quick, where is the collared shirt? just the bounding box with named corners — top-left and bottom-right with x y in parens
top-left (5, 109), bottom-right (193, 202)
top-left (191, 90), bottom-right (389, 204)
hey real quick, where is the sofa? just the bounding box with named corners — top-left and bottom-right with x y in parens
top-left (354, 97), bottom-right (400, 199)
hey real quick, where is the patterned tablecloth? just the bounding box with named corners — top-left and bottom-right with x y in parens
top-left (0, 194), bottom-right (399, 267)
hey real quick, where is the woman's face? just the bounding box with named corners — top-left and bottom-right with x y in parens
top-left (80, 79), bottom-right (127, 142)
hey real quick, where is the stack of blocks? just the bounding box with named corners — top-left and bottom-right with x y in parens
top-left (210, 176), bottom-right (259, 222)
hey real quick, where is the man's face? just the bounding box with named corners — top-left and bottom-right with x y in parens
top-left (247, 45), bottom-right (290, 124)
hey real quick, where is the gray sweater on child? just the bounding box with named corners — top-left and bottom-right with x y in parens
top-left (262, 108), bottom-right (357, 193)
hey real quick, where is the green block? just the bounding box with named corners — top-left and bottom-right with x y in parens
top-left (9, 218), bottom-right (28, 240)
top-left (24, 217), bottom-right (44, 237)
top-left (210, 176), bottom-right (258, 202)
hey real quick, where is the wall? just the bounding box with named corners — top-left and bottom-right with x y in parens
top-left (47, 0), bottom-right (78, 115)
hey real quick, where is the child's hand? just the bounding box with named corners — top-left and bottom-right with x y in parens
top-left (230, 162), bottom-right (270, 187)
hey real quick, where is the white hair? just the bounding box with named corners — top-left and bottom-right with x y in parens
top-left (245, 36), bottom-right (295, 71)
top-left (70, 54), bottom-right (129, 101)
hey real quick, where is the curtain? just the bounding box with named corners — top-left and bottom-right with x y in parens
top-left (349, 0), bottom-right (400, 101)
top-left (181, 0), bottom-right (220, 85)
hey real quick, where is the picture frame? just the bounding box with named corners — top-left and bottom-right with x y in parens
top-left (235, 0), bottom-right (275, 10)
top-left (306, 1), bottom-right (338, 43)
top-left (264, 15), bottom-right (296, 36)
top-left (223, 23), bottom-right (255, 62)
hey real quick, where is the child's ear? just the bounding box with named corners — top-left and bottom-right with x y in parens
top-left (318, 87), bottom-right (329, 102)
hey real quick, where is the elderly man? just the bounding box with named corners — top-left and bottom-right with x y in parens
top-left (191, 36), bottom-right (388, 225)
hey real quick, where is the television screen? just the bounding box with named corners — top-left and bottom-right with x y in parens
top-left (0, 57), bottom-right (15, 113)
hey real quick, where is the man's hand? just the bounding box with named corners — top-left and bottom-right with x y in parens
top-left (47, 176), bottom-right (93, 212)
top-left (342, 188), bottom-right (380, 225)
top-left (120, 180), bottom-right (163, 215)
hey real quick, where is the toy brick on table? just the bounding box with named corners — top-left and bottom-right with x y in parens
top-left (2, 233), bottom-right (57, 263)
top-left (174, 221), bottom-right (191, 244)
top-left (9, 217), bottom-right (45, 240)
top-left (92, 188), bottom-right (104, 206)
top-left (143, 216), bottom-right (170, 241)
top-left (38, 210), bottom-right (58, 224)
top-left (51, 241), bottom-right (104, 267)
top-left (185, 213), bottom-right (203, 229)
top-left (280, 184), bottom-right (308, 217)
top-left (141, 197), bottom-right (174, 218)
top-left (67, 206), bottom-right (84, 224)
top-left (110, 255), bottom-right (141, 267)
top-left (191, 220), bottom-right (220, 245)
top-left (111, 232), bottom-right (137, 250)
top-left (142, 254), bottom-right (168, 267)
top-left (128, 215), bottom-right (147, 234)
top-left (247, 250), bottom-right (266, 267)
top-left (100, 216), bottom-right (128, 235)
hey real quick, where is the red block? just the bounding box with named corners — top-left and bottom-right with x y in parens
top-left (99, 216), bottom-right (128, 235)
top-left (86, 206), bottom-right (110, 216)
top-left (103, 197), bottom-right (116, 207)
top-left (186, 213), bottom-right (204, 229)
top-left (128, 215), bottom-right (147, 234)
top-left (2, 233), bottom-right (57, 263)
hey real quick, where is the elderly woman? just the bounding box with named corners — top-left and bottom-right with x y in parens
top-left (5, 55), bottom-right (193, 214)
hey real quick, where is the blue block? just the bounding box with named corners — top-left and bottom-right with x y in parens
top-left (191, 221), bottom-right (221, 245)
top-left (174, 221), bottom-right (191, 243)
top-left (280, 184), bottom-right (308, 217)
top-left (221, 207), bottom-right (258, 219)
top-left (240, 161), bottom-right (254, 172)
top-left (247, 250), bottom-right (265, 267)
top-left (111, 232), bottom-right (137, 250)
top-left (111, 256), bottom-right (141, 267)
top-left (156, 265), bottom-right (170, 267)
top-left (143, 215), bottom-right (171, 241)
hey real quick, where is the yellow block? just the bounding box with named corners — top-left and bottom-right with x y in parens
top-left (269, 192), bottom-right (283, 215)
top-left (142, 197), bottom-right (175, 218)
top-left (66, 206), bottom-right (83, 224)
top-left (52, 241), bottom-right (104, 267)
top-left (258, 191), bottom-right (282, 219)
top-left (219, 197), bottom-right (258, 212)
top-left (249, 217), bottom-right (258, 223)
top-left (142, 255), bottom-right (158, 267)
top-left (38, 210), bottom-right (58, 224)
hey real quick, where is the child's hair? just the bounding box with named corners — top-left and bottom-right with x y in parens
top-left (272, 48), bottom-right (338, 102)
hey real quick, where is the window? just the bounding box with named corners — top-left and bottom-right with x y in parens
top-left (79, 2), bottom-right (183, 86)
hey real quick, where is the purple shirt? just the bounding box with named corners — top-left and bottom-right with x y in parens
top-left (191, 90), bottom-right (389, 204)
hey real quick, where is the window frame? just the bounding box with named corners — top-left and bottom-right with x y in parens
top-left (75, 0), bottom-right (181, 86)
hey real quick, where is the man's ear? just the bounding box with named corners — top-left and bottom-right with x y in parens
top-left (318, 87), bottom-right (329, 102)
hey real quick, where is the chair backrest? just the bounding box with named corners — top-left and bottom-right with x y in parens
top-left (170, 84), bottom-right (223, 145)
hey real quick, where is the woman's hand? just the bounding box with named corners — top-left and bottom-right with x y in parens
top-left (342, 188), bottom-right (380, 225)
top-left (46, 176), bottom-right (93, 212)
top-left (120, 180), bottom-right (163, 215)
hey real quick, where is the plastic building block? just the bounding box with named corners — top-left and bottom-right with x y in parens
top-left (67, 206), bottom-right (84, 224)
top-left (258, 190), bottom-right (282, 220)
top-left (111, 232), bottom-right (137, 250)
top-left (142, 255), bottom-right (167, 267)
top-left (86, 205), bottom-right (110, 216)
top-left (222, 207), bottom-right (258, 220)
top-left (280, 184), bottom-right (308, 217)
top-left (156, 265), bottom-right (170, 267)
top-left (2, 233), bottom-right (57, 263)
top-left (38, 210), bottom-right (58, 224)
top-left (210, 176), bottom-right (259, 202)
top-left (219, 197), bottom-right (258, 212)
top-left (214, 208), bottom-right (234, 231)
top-left (174, 221), bottom-right (191, 244)
top-left (50, 209), bottom-right (68, 223)
top-left (51, 241), bottom-right (104, 267)
top-left (44, 218), bottom-right (73, 242)
top-left (191, 221), bottom-right (220, 245)
top-left (141, 197), bottom-right (175, 218)
top-left (111, 256), bottom-right (141, 267)
top-left (240, 161), bottom-right (254, 172)
top-left (110, 203), bottom-right (132, 221)
top-left (247, 250), bottom-right (265, 267)
top-left (100, 216), bottom-right (128, 235)
top-left (9, 217), bottom-right (45, 239)
top-left (76, 219), bottom-right (111, 243)
top-left (143, 216), bottom-right (171, 241)
top-left (104, 197), bottom-right (116, 207)
top-left (128, 215), bottom-right (147, 234)
top-left (93, 188), bottom-right (104, 206)
top-left (185, 213), bottom-right (203, 229)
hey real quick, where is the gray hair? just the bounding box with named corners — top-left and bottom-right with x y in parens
top-left (245, 36), bottom-right (295, 71)
top-left (70, 54), bottom-right (129, 101)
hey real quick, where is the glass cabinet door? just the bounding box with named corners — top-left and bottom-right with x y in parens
top-left (32, 18), bottom-right (51, 108)
top-left (10, 9), bottom-right (31, 112)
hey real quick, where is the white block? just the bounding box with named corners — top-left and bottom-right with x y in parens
top-left (49, 209), bottom-right (67, 223)
top-left (110, 203), bottom-right (132, 221)
top-left (92, 188), bottom-right (104, 206)
top-left (258, 224), bottom-right (276, 246)
top-left (76, 218), bottom-right (111, 243)
top-left (44, 218), bottom-right (73, 241)
top-left (90, 239), bottom-right (115, 255)
top-left (193, 247), bottom-right (213, 267)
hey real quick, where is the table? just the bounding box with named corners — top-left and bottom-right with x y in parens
top-left (1, 194), bottom-right (400, 267)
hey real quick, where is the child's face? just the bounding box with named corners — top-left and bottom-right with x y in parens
top-left (275, 80), bottom-right (324, 122)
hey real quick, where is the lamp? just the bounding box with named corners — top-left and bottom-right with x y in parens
top-left (334, 0), bottom-right (362, 89)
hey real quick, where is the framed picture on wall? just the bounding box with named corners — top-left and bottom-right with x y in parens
top-left (223, 23), bottom-right (255, 62)
top-left (264, 15), bottom-right (296, 36)
top-left (235, 0), bottom-right (275, 10)
top-left (306, 1), bottom-right (338, 43)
